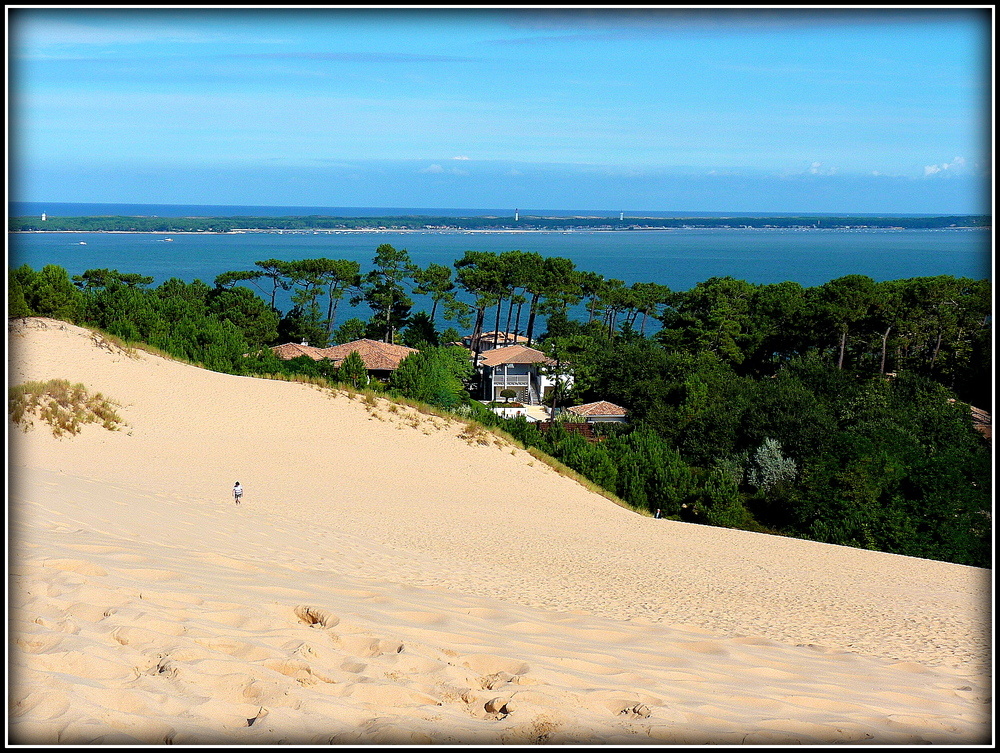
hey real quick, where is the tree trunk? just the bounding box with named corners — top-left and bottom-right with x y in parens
top-left (494, 297), bottom-right (504, 349)
top-left (471, 307), bottom-right (485, 355)
top-left (879, 325), bottom-right (891, 374)
top-left (325, 284), bottom-right (336, 332)
top-left (470, 306), bottom-right (487, 399)
top-left (503, 296), bottom-right (516, 344)
top-left (930, 330), bottom-right (944, 368)
top-left (327, 296), bottom-right (341, 337)
top-left (525, 292), bottom-right (541, 345)
top-left (837, 329), bottom-right (847, 369)
top-left (385, 297), bottom-right (393, 343)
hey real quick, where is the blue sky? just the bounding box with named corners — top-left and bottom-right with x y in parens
top-left (8, 7), bottom-right (992, 214)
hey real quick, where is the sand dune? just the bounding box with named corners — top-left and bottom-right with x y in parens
top-left (7, 317), bottom-right (992, 745)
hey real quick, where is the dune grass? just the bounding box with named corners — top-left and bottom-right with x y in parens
top-left (9, 379), bottom-right (126, 437)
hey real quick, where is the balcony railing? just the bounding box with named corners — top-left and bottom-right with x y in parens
top-left (492, 375), bottom-right (529, 386)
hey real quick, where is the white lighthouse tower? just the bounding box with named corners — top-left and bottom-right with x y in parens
top-left (41, 212), bottom-right (46, 221)
top-left (514, 208), bottom-right (519, 222)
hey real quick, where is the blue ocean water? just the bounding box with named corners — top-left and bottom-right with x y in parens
top-left (7, 225), bottom-right (991, 326)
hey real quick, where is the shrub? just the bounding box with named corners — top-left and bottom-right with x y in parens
top-left (338, 350), bottom-right (369, 388)
top-left (9, 379), bottom-right (125, 437)
top-left (747, 437), bottom-right (797, 493)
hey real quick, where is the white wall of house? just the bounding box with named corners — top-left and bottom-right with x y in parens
top-left (579, 414), bottom-right (627, 424)
top-left (484, 362), bottom-right (575, 405)
top-left (539, 370), bottom-right (574, 396)
top-left (491, 405), bottom-right (529, 420)
top-left (488, 362), bottom-right (535, 402)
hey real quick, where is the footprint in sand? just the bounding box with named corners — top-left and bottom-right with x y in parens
top-left (293, 605), bottom-right (340, 629)
top-left (15, 630), bottom-right (65, 654)
top-left (110, 625), bottom-right (174, 651)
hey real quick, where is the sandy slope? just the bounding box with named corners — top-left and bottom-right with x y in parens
top-left (7, 317), bottom-right (992, 745)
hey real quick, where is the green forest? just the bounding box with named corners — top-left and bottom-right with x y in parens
top-left (9, 213), bottom-right (990, 233)
top-left (8, 247), bottom-right (992, 568)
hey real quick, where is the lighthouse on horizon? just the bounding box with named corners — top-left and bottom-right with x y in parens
top-left (514, 208), bottom-right (519, 222)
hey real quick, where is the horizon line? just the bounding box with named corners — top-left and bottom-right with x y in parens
top-left (11, 201), bottom-right (982, 219)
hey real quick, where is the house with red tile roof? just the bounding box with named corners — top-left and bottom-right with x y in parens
top-left (318, 339), bottom-right (420, 380)
top-left (271, 338), bottom-right (419, 381)
top-left (269, 342), bottom-right (329, 361)
top-left (475, 344), bottom-right (571, 405)
top-left (563, 400), bottom-right (629, 424)
top-left (462, 331), bottom-right (531, 352)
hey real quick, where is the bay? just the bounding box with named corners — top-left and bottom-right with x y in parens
top-left (7, 227), bottom-right (991, 326)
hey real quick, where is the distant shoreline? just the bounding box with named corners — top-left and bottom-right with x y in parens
top-left (8, 213), bottom-right (989, 235)
top-left (9, 226), bottom-right (987, 235)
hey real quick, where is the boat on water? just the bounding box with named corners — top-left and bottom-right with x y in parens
top-left (78, 241), bottom-right (87, 245)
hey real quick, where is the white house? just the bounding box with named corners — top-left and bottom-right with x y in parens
top-left (476, 344), bottom-right (572, 405)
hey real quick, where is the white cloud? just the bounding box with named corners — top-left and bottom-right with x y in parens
top-left (924, 156), bottom-right (967, 177)
top-left (420, 164), bottom-right (445, 173)
top-left (452, 155), bottom-right (470, 160)
top-left (801, 161), bottom-right (839, 176)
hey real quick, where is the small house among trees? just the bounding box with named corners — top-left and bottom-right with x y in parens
top-left (270, 341), bottom-right (328, 360)
top-left (462, 331), bottom-right (530, 352)
top-left (563, 400), bottom-right (629, 424)
top-left (271, 338), bottom-right (419, 381)
top-left (319, 338), bottom-right (419, 380)
top-left (476, 344), bottom-right (569, 405)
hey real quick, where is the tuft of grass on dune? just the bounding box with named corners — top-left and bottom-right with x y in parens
top-left (9, 379), bottom-right (126, 437)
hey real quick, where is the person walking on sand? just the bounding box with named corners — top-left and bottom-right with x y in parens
top-left (233, 481), bottom-right (243, 505)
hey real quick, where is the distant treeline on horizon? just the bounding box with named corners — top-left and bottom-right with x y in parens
top-left (8, 214), bottom-right (989, 233)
